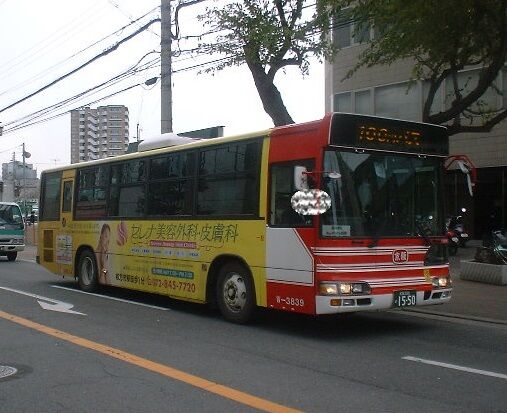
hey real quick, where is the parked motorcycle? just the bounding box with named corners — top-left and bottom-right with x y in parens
top-left (447, 214), bottom-right (469, 247)
top-left (476, 229), bottom-right (507, 264)
top-left (446, 228), bottom-right (459, 256)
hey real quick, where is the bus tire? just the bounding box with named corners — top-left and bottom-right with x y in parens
top-left (7, 252), bottom-right (17, 262)
top-left (77, 249), bottom-right (99, 293)
top-left (216, 262), bottom-right (256, 324)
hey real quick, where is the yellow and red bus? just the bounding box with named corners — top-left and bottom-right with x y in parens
top-left (37, 113), bottom-right (452, 323)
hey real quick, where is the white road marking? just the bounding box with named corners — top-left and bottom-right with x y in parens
top-left (51, 285), bottom-right (170, 311)
top-left (403, 356), bottom-right (507, 380)
top-left (0, 286), bottom-right (85, 315)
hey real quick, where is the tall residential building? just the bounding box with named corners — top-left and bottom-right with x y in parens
top-left (325, 21), bottom-right (507, 238)
top-left (70, 105), bottom-right (129, 163)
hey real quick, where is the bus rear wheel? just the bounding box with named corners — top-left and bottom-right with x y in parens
top-left (7, 252), bottom-right (17, 262)
top-left (216, 262), bottom-right (256, 324)
top-left (77, 250), bottom-right (99, 293)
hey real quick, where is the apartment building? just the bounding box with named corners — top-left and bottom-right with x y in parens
top-left (325, 22), bottom-right (507, 238)
top-left (70, 105), bottom-right (129, 164)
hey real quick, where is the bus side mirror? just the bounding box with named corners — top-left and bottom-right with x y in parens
top-left (294, 166), bottom-right (309, 190)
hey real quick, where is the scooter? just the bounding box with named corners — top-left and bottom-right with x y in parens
top-left (448, 214), bottom-right (469, 247)
top-left (447, 228), bottom-right (459, 256)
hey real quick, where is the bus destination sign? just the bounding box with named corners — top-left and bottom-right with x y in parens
top-left (330, 113), bottom-right (449, 155)
top-left (358, 125), bottom-right (421, 148)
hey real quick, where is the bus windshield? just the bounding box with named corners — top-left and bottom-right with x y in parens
top-left (321, 149), bottom-right (444, 239)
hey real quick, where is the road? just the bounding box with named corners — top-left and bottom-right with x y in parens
top-left (1, 259), bottom-right (506, 413)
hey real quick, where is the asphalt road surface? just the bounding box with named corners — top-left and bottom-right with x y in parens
top-left (1, 259), bottom-right (506, 413)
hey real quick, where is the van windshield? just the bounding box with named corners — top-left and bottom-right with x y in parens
top-left (0, 204), bottom-right (24, 227)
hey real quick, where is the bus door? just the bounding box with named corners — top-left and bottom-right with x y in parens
top-left (56, 172), bottom-right (75, 276)
top-left (266, 161), bottom-right (316, 313)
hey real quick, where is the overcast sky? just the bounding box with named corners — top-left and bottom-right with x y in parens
top-left (0, 0), bottom-right (324, 176)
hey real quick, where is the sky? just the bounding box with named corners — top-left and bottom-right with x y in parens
top-left (0, 0), bottom-right (325, 176)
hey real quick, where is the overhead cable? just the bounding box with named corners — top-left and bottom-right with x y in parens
top-left (0, 17), bottom-right (161, 114)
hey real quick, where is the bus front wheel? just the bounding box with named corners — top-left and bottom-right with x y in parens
top-left (77, 250), bottom-right (99, 293)
top-left (216, 262), bottom-right (256, 324)
top-left (7, 252), bottom-right (17, 262)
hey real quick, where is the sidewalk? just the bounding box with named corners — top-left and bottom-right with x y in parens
top-left (17, 233), bottom-right (507, 324)
top-left (418, 240), bottom-right (507, 324)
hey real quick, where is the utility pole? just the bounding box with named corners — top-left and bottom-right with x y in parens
top-left (161, 0), bottom-right (173, 133)
top-left (22, 143), bottom-right (26, 216)
top-left (21, 143), bottom-right (31, 217)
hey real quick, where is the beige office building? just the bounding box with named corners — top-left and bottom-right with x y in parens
top-left (325, 24), bottom-right (507, 238)
top-left (70, 105), bottom-right (129, 164)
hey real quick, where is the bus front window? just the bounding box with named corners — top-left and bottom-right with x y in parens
top-left (321, 150), bottom-right (444, 239)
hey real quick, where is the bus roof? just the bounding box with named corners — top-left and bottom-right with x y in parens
top-left (40, 112), bottom-right (448, 175)
top-left (41, 127), bottom-right (272, 174)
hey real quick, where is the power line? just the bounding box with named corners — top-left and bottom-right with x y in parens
top-left (0, 6), bottom-right (160, 97)
top-left (2, 80), bottom-right (156, 135)
top-left (0, 1), bottom-right (107, 78)
top-left (107, 0), bottom-right (161, 38)
top-left (0, 17), bottom-right (161, 114)
top-left (2, 53), bottom-right (161, 131)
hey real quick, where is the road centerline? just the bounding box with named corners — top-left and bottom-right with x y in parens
top-left (0, 309), bottom-right (301, 413)
top-left (403, 356), bottom-right (507, 380)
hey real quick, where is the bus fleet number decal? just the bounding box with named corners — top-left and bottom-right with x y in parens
top-left (276, 296), bottom-right (305, 307)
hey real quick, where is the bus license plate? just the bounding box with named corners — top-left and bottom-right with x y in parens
top-left (393, 290), bottom-right (417, 308)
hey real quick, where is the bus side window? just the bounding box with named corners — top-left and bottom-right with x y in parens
top-left (62, 181), bottom-right (73, 212)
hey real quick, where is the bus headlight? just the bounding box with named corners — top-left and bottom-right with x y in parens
top-left (319, 283), bottom-right (338, 295)
top-left (319, 282), bottom-right (371, 295)
top-left (431, 276), bottom-right (451, 289)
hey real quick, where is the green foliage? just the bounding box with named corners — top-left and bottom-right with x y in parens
top-left (327, 0), bottom-right (507, 134)
top-left (198, 0), bottom-right (335, 75)
top-left (197, 0), bottom-right (336, 125)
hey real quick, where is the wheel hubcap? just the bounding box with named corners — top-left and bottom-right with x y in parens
top-left (81, 257), bottom-right (94, 285)
top-left (223, 273), bottom-right (247, 313)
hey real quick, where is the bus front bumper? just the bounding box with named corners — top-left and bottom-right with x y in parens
top-left (315, 289), bottom-right (452, 314)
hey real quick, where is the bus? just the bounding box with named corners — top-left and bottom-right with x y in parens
top-left (0, 202), bottom-right (25, 261)
top-left (37, 113), bottom-right (452, 323)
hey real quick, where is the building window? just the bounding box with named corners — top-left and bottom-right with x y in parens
top-left (502, 67), bottom-right (507, 109)
top-left (333, 8), bottom-right (372, 48)
top-left (423, 80), bottom-right (444, 115)
top-left (355, 89), bottom-right (371, 114)
top-left (334, 92), bottom-right (351, 112)
top-left (374, 82), bottom-right (420, 121)
top-left (333, 21), bottom-right (351, 48)
top-left (444, 69), bottom-right (501, 116)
